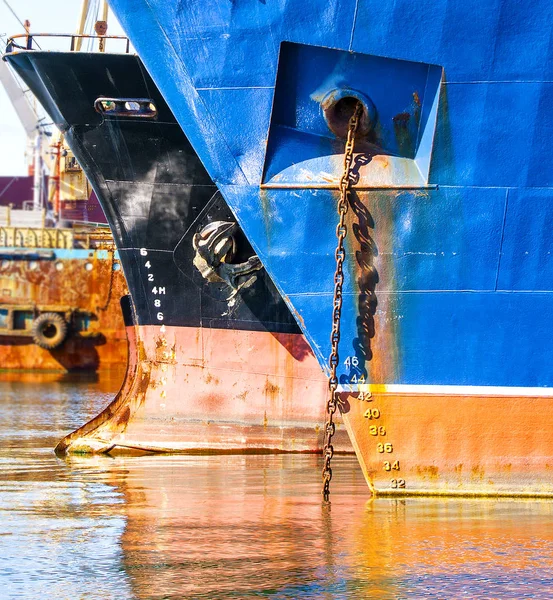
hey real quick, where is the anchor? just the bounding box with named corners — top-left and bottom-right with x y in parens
top-left (192, 220), bottom-right (263, 300)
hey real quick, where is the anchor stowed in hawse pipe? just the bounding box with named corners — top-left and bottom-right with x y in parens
top-left (109, 0), bottom-right (553, 496)
top-left (192, 221), bottom-right (263, 302)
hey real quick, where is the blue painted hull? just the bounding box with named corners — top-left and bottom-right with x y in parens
top-left (108, 1), bottom-right (553, 494)
top-left (109, 0), bottom-right (553, 388)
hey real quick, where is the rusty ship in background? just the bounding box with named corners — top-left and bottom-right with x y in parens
top-left (108, 0), bottom-right (553, 496)
top-left (0, 205), bottom-right (128, 372)
top-left (0, 53), bottom-right (127, 372)
top-left (4, 38), bottom-right (350, 455)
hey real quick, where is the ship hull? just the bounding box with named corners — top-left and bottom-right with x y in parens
top-left (0, 248), bottom-right (127, 371)
top-left (340, 388), bottom-right (553, 497)
top-left (4, 51), bottom-right (346, 454)
top-left (57, 323), bottom-right (350, 454)
top-left (107, 0), bottom-right (553, 493)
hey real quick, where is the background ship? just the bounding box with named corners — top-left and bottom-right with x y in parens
top-left (108, 0), bottom-right (553, 495)
top-left (0, 53), bottom-right (127, 372)
top-left (5, 41), bottom-right (350, 454)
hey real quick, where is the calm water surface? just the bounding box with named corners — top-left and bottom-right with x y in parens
top-left (1, 371), bottom-right (553, 599)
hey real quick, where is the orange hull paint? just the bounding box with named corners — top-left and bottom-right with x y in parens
top-left (340, 390), bottom-right (553, 497)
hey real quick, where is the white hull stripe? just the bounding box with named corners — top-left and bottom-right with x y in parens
top-left (336, 384), bottom-right (553, 397)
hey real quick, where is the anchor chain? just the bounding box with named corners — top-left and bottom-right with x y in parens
top-left (97, 248), bottom-right (116, 312)
top-left (322, 101), bottom-right (362, 502)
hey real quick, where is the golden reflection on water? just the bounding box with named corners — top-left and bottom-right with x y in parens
top-left (1, 373), bottom-right (553, 599)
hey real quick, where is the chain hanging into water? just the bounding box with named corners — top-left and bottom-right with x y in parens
top-left (322, 101), bottom-right (362, 502)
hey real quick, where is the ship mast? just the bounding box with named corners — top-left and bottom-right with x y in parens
top-left (74, 0), bottom-right (90, 52)
top-left (1, 0), bottom-right (110, 224)
top-left (75, 0), bottom-right (109, 52)
top-left (30, 13), bottom-right (43, 212)
top-left (0, 23), bottom-right (48, 213)
top-left (0, 1), bottom-right (51, 216)
top-left (32, 126), bottom-right (43, 211)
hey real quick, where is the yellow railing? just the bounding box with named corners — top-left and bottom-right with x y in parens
top-left (0, 226), bottom-right (74, 249)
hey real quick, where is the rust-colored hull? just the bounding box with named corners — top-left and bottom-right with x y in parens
top-left (0, 252), bottom-right (127, 370)
top-left (340, 388), bottom-right (553, 497)
top-left (57, 324), bottom-right (351, 454)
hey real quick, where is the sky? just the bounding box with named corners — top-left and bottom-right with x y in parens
top-left (0, 0), bottom-right (126, 176)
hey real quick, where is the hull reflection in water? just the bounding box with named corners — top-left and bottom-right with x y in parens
top-left (2, 376), bottom-right (553, 599)
top-left (67, 454), bottom-right (553, 599)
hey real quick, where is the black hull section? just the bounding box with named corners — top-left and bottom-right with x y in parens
top-left (6, 52), bottom-right (299, 334)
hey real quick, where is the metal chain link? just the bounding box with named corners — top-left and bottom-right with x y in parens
top-left (322, 101), bottom-right (362, 502)
top-left (97, 248), bottom-right (116, 311)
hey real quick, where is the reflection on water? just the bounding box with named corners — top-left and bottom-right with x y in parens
top-left (1, 372), bottom-right (553, 599)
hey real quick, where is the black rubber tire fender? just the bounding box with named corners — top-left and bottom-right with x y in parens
top-left (31, 312), bottom-right (68, 350)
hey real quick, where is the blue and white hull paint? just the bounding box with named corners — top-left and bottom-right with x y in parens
top-left (109, 0), bottom-right (553, 495)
